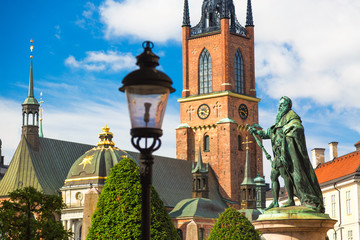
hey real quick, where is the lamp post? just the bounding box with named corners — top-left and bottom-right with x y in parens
top-left (119, 41), bottom-right (175, 240)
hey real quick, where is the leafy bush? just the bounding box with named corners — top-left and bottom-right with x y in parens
top-left (87, 157), bottom-right (179, 240)
top-left (208, 207), bottom-right (261, 240)
top-left (0, 186), bottom-right (71, 240)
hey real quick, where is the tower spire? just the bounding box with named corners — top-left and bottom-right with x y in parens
top-left (23, 39), bottom-right (38, 105)
top-left (220, 0), bottom-right (230, 19)
top-left (241, 136), bottom-right (254, 185)
top-left (192, 137), bottom-right (209, 198)
top-left (28, 39), bottom-right (35, 98)
top-left (39, 92), bottom-right (44, 138)
top-left (182, 0), bottom-right (190, 27)
top-left (246, 0), bottom-right (254, 27)
top-left (22, 38), bottom-right (40, 151)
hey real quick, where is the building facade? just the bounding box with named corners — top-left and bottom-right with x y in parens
top-left (176, 0), bottom-right (263, 208)
top-left (313, 142), bottom-right (360, 240)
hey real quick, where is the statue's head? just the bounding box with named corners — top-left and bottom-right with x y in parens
top-left (280, 96), bottom-right (292, 111)
top-left (276, 96), bottom-right (292, 123)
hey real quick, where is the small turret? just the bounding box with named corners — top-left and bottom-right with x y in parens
top-left (240, 136), bottom-right (256, 209)
top-left (220, 0), bottom-right (229, 19)
top-left (182, 0), bottom-right (190, 27)
top-left (246, 0), bottom-right (254, 27)
top-left (192, 141), bottom-right (209, 198)
top-left (22, 39), bottom-right (40, 151)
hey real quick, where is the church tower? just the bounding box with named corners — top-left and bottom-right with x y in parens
top-left (176, 0), bottom-right (263, 206)
top-left (22, 39), bottom-right (40, 151)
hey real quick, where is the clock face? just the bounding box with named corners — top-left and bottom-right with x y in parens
top-left (197, 104), bottom-right (210, 119)
top-left (238, 104), bottom-right (248, 120)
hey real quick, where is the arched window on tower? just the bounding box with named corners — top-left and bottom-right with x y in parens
top-left (234, 49), bottom-right (244, 94)
top-left (204, 135), bottom-right (210, 152)
top-left (199, 49), bottom-right (212, 94)
top-left (238, 135), bottom-right (243, 151)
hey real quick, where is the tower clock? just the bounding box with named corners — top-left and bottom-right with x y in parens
top-left (176, 0), bottom-right (263, 207)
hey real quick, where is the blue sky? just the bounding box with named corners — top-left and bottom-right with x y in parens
top-left (1, 0), bottom-right (360, 183)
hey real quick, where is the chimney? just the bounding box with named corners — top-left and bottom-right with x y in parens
top-left (355, 141), bottom-right (360, 151)
top-left (328, 142), bottom-right (338, 160)
top-left (311, 148), bottom-right (325, 168)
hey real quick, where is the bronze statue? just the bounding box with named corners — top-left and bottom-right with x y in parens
top-left (248, 96), bottom-right (324, 213)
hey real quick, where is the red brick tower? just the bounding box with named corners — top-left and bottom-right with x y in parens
top-left (176, 0), bottom-right (263, 207)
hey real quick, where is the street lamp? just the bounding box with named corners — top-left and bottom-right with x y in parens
top-left (119, 41), bottom-right (175, 240)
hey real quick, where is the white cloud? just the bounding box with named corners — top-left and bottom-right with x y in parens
top-left (65, 50), bottom-right (136, 72)
top-left (253, 0), bottom-right (360, 109)
top-left (99, 0), bottom-right (185, 42)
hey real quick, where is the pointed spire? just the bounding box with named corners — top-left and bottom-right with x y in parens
top-left (192, 137), bottom-right (208, 173)
top-left (246, 0), bottom-right (254, 27)
top-left (182, 0), bottom-right (191, 27)
top-left (23, 39), bottom-right (38, 105)
top-left (39, 92), bottom-right (44, 138)
top-left (29, 39), bottom-right (34, 98)
top-left (220, 0), bottom-right (230, 19)
top-left (241, 136), bottom-right (255, 185)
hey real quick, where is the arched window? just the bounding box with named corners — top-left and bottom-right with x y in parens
top-left (199, 49), bottom-right (212, 94)
top-left (234, 49), bottom-right (244, 94)
top-left (238, 135), bottom-right (242, 150)
top-left (204, 135), bottom-right (210, 152)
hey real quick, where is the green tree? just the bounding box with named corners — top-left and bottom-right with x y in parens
top-left (87, 157), bottom-right (180, 240)
top-left (208, 207), bottom-right (261, 240)
top-left (0, 186), bottom-right (71, 240)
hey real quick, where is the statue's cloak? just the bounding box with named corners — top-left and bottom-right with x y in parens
top-left (267, 110), bottom-right (324, 212)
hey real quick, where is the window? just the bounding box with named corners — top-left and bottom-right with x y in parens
top-left (348, 230), bottom-right (353, 240)
top-left (199, 228), bottom-right (205, 240)
top-left (238, 135), bottom-right (242, 150)
top-left (234, 49), bottom-right (244, 94)
top-left (204, 135), bottom-right (210, 152)
top-left (331, 194), bottom-right (336, 217)
top-left (199, 49), bottom-right (212, 94)
top-left (346, 191), bottom-right (351, 214)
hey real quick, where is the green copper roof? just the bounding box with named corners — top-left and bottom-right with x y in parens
top-left (169, 198), bottom-right (226, 219)
top-left (0, 137), bottom-right (93, 196)
top-left (254, 173), bottom-right (265, 184)
top-left (65, 146), bottom-right (132, 186)
top-left (192, 143), bottom-right (208, 173)
top-left (23, 55), bottom-right (39, 105)
top-left (176, 123), bottom-right (191, 129)
top-left (23, 97), bottom-right (39, 105)
top-left (216, 118), bottom-right (237, 124)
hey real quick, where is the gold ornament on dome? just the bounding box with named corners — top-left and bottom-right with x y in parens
top-left (97, 124), bottom-right (115, 147)
top-left (79, 154), bottom-right (95, 169)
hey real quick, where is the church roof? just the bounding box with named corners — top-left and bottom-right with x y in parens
top-left (0, 137), bottom-right (93, 196)
top-left (315, 150), bottom-right (360, 184)
top-left (169, 198), bottom-right (226, 219)
top-left (0, 136), bottom-right (226, 209)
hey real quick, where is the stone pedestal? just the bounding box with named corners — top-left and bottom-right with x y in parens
top-left (252, 206), bottom-right (336, 240)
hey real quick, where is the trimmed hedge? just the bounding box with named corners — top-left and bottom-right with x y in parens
top-left (208, 207), bottom-right (261, 240)
top-left (87, 157), bottom-right (179, 240)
